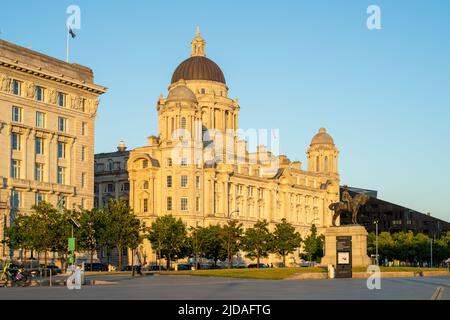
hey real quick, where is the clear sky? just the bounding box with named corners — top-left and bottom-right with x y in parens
top-left (1, 1), bottom-right (449, 221)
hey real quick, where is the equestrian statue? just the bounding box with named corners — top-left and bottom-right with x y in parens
top-left (329, 186), bottom-right (370, 227)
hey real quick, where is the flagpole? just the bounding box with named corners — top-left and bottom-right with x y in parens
top-left (66, 25), bottom-right (69, 63)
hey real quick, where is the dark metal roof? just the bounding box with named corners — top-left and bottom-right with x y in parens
top-left (171, 56), bottom-right (226, 84)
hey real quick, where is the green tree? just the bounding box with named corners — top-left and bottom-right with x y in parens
top-left (147, 215), bottom-right (189, 270)
top-left (189, 225), bottom-right (225, 268)
top-left (434, 232), bottom-right (450, 265)
top-left (300, 224), bottom-right (324, 263)
top-left (103, 199), bottom-right (143, 270)
top-left (367, 231), bottom-right (396, 262)
top-left (392, 232), bottom-right (416, 262)
top-left (94, 209), bottom-right (117, 267)
top-left (241, 220), bottom-right (272, 268)
top-left (413, 233), bottom-right (431, 263)
top-left (32, 202), bottom-right (59, 268)
top-left (78, 208), bottom-right (106, 271)
top-left (220, 220), bottom-right (243, 269)
top-left (5, 215), bottom-right (34, 263)
top-left (272, 219), bottom-right (302, 267)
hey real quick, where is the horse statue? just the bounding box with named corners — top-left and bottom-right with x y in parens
top-left (329, 193), bottom-right (370, 226)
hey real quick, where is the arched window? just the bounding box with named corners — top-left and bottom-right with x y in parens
top-left (316, 156), bottom-right (320, 172)
top-left (107, 160), bottom-right (113, 171)
top-left (181, 117), bottom-right (187, 130)
top-left (324, 156), bottom-right (329, 173)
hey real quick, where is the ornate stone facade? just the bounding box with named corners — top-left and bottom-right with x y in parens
top-left (128, 30), bottom-right (341, 265)
top-left (0, 40), bottom-right (106, 259)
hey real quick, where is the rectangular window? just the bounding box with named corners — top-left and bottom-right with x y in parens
top-left (35, 163), bottom-right (44, 182)
top-left (167, 158), bottom-right (173, 167)
top-left (80, 98), bottom-right (85, 112)
top-left (143, 199), bottom-right (148, 213)
top-left (35, 138), bottom-right (44, 155)
top-left (13, 80), bottom-right (21, 96)
top-left (12, 106), bottom-right (22, 123)
top-left (181, 157), bottom-right (188, 167)
top-left (106, 183), bottom-right (114, 193)
top-left (81, 122), bottom-right (86, 135)
top-left (81, 145), bottom-right (86, 161)
top-left (36, 112), bottom-right (45, 128)
top-left (167, 197), bottom-right (172, 211)
top-left (11, 133), bottom-right (21, 151)
top-left (196, 197), bottom-right (200, 212)
top-left (196, 176), bottom-right (200, 189)
top-left (81, 198), bottom-right (85, 209)
top-left (167, 176), bottom-right (172, 188)
top-left (11, 190), bottom-right (21, 209)
top-left (181, 197), bottom-right (188, 211)
top-left (58, 117), bottom-right (67, 132)
top-left (81, 173), bottom-right (86, 188)
top-left (35, 86), bottom-right (44, 102)
top-left (11, 160), bottom-right (20, 179)
top-left (57, 166), bottom-right (66, 184)
top-left (57, 142), bottom-right (66, 159)
top-left (35, 193), bottom-right (44, 206)
top-left (181, 175), bottom-right (188, 188)
top-left (58, 92), bottom-right (65, 108)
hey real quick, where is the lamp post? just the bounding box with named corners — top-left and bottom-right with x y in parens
top-left (430, 238), bottom-right (433, 269)
top-left (373, 220), bottom-right (379, 266)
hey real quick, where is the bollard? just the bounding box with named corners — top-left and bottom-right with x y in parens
top-left (328, 264), bottom-right (335, 279)
top-left (49, 268), bottom-right (52, 287)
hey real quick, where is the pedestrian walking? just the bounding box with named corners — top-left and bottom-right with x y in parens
top-left (134, 250), bottom-right (143, 276)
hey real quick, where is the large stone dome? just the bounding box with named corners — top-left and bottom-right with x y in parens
top-left (310, 128), bottom-right (335, 146)
top-left (171, 27), bottom-right (226, 85)
top-left (166, 85), bottom-right (198, 103)
top-left (171, 56), bottom-right (226, 84)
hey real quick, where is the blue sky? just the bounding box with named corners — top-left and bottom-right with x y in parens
top-left (1, 1), bottom-right (449, 221)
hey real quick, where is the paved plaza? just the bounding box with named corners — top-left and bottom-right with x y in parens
top-left (0, 275), bottom-right (448, 300)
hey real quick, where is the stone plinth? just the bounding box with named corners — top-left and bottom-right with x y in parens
top-left (321, 225), bottom-right (371, 268)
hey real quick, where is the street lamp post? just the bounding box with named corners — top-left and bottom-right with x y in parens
top-left (430, 238), bottom-right (433, 269)
top-left (374, 220), bottom-right (379, 266)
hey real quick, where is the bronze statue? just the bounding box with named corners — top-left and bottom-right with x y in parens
top-left (329, 186), bottom-right (370, 226)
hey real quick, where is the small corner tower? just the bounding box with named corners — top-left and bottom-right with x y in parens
top-left (307, 128), bottom-right (339, 175)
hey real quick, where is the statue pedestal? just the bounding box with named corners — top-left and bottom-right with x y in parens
top-left (321, 225), bottom-right (371, 268)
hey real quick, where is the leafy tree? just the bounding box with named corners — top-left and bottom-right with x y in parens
top-left (241, 220), bottom-right (272, 268)
top-left (5, 215), bottom-right (34, 263)
top-left (94, 209), bottom-right (117, 266)
top-left (220, 220), bottom-right (243, 269)
top-left (413, 233), bottom-right (431, 263)
top-left (189, 225), bottom-right (225, 268)
top-left (147, 215), bottom-right (189, 269)
top-left (32, 202), bottom-right (60, 267)
top-left (272, 219), bottom-right (302, 267)
top-left (434, 232), bottom-right (450, 265)
top-left (300, 224), bottom-right (324, 263)
top-left (367, 231), bottom-right (395, 262)
top-left (78, 208), bottom-right (106, 271)
top-left (103, 199), bottom-right (143, 270)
